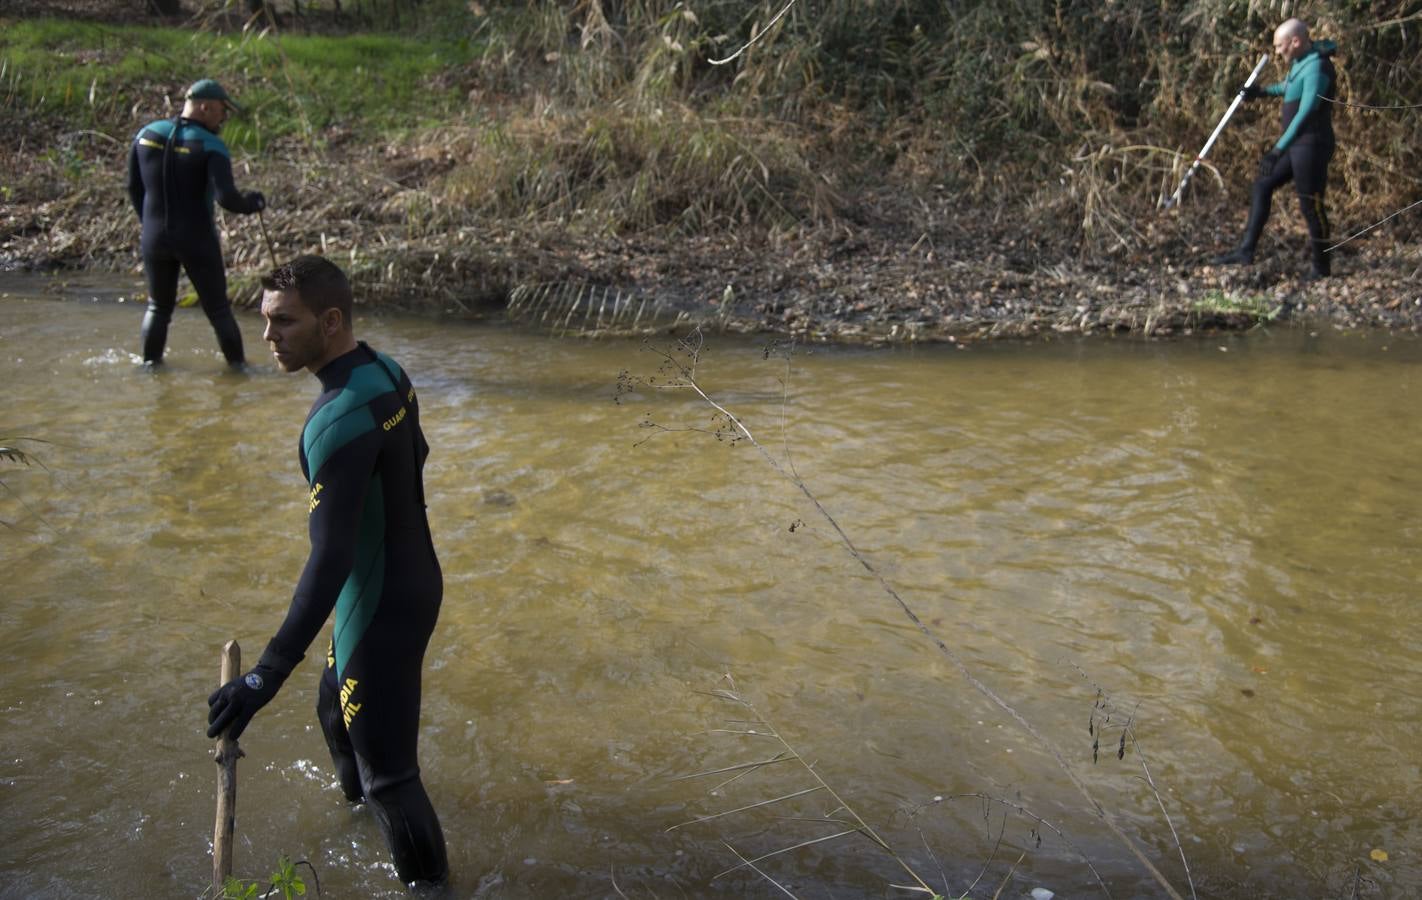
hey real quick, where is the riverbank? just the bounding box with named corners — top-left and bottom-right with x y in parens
top-left (5, 141), bottom-right (1419, 342)
top-left (4, 5), bottom-right (1420, 342)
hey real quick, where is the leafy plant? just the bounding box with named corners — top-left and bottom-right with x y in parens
top-left (216, 855), bottom-right (319, 900)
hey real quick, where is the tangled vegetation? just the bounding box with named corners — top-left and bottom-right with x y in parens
top-left (2, 0), bottom-right (1420, 338)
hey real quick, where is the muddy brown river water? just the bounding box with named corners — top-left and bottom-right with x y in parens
top-left (1, 272), bottom-right (1419, 898)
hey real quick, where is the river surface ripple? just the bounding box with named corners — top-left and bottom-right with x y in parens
top-left (2, 274), bottom-right (1419, 898)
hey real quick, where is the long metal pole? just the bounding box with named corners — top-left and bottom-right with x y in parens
top-left (1163, 53), bottom-right (1270, 209)
top-left (212, 640), bottom-right (243, 891)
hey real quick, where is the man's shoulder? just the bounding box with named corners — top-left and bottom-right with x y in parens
top-left (134, 119), bottom-right (173, 142)
top-left (178, 123), bottom-right (231, 158)
top-left (309, 360), bottom-right (402, 425)
top-left (301, 371), bottom-right (388, 476)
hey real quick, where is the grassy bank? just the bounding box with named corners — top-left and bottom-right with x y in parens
top-left (0, 14), bottom-right (481, 151)
top-left (2, 0), bottom-right (1420, 338)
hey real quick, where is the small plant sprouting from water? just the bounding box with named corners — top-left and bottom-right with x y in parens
top-left (211, 855), bottom-right (320, 900)
top-left (0, 436), bottom-right (53, 530)
top-left (0, 438), bottom-right (42, 469)
top-left (1076, 666), bottom-right (1197, 899)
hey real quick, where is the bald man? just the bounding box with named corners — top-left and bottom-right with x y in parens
top-left (1213, 19), bottom-right (1338, 279)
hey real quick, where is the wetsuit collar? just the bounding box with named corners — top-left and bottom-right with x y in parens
top-left (314, 342), bottom-right (373, 390)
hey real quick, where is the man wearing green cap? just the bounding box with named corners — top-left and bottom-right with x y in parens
top-left (127, 78), bottom-right (267, 367)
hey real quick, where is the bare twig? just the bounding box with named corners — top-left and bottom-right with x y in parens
top-left (1126, 723), bottom-right (1195, 898)
top-left (907, 792), bottom-right (1110, 896)
top-left (722, 841), bottom-right (800, 898)
top-left (667, 785), bottom-right (825, 832)
top-left (989, 850), bottom-right (1028, 900)
top-left (674, 679), bottom-right (938, 895)
top-left (712, 827), bottom-right (861, 879)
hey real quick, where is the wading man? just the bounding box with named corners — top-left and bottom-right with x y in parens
top-left (206, 255), bottom-right (449, 887)
top-left (1213, 18), bottom-right (1337, 279)
top-left (127, 78), bottom-right (265, 366)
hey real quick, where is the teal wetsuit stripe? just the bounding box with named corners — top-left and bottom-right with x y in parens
top-left (333, 474), bottom-right (386, 678)
top-left (302, 362), bottom-right (392, 479)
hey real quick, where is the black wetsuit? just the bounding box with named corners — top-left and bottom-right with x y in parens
top-left (1241, 40), bottom-right (1338, 274)
top-left (264, 342), bottom-right (448, 884)
top-left (127, 117), bottom-right (261, 364)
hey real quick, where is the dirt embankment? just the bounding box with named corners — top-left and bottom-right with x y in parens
top-left (4, 131), bottom-right (1420, 343)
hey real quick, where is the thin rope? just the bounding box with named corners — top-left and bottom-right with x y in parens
top-left (1325, 196), bottom-right (1422, 252)
top-left (1321, 96), bottom-right (1422, 110)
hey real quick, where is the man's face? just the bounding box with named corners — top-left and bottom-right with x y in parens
top-left (260, 289), bottom-right (330, 373)
top-left (1273, 32), bottom-right (1304, 62)
top-left (196, 99), bottom-right (230, 133)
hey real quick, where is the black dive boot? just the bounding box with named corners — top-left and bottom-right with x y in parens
top-left (1214, 177), bottom-right (1272, 267)
top-left (1306, 238), bottom-right (1331, 281)
top-left (1212, 247), bottom-right (1254, 266)
top-left (140, 305), bottom-right (171, 365)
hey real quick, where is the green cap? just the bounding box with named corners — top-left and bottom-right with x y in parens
top-left (185, 78), bottom-right (240, 112)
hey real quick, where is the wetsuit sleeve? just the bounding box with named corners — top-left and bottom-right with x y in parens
top-left (127, 141), bottom-right (144, 220)
top-left (1261, 82), bottom-right (1284, 98)
top-left (1275, 63), bottom-right (1329, 151)
top-left (266, 427), bottom-right (383, 666)
top-left (207, 151), bottom-right (261, 215)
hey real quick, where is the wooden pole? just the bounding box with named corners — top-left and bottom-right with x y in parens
top-left (212, 640), bottom-right (244, 891)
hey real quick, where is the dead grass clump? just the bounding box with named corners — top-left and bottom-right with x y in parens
top-left (400, 108), bottom-right (836, 236)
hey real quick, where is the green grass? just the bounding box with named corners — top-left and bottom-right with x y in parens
top-left (1192, 289), bottom-right (1281, 320)
top-left (0, 18), bottom-right (481, 152)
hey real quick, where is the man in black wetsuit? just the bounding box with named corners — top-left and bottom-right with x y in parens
top-left (1213, 19), bottom-right (1338, 279)
top-left (206, 255), bottom-right (449, 888)
top-left (128, 78), bottom-right (266, 366)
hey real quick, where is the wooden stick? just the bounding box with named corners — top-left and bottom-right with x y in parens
top-left (212, 640), bottom-right (243, 891)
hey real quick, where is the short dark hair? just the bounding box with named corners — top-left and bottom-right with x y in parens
top-left (261, 255), bottom-right (353, 324)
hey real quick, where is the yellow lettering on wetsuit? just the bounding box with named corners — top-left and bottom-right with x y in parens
top-left (407, 387), bottom-right (416, 403)
top-left (308, 482), bottom-right (324, 513)
top-left (382, 407), bottom-right (407, 431)
top-left (340, 677), bottom-right (362, 727)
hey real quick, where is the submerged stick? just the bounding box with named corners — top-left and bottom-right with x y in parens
top-left (212, 640), bottom-right (244, 890)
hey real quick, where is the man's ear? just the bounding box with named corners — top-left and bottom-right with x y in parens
top-left (321, 307), bottom-right (345, 337)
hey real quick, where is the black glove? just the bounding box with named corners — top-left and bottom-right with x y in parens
top-left (246, 191), bottom-right (266, 213)
top-left (1241, 84), bottom-right (1265, 101)
top-left (1257, 148), bottom-right (1283, 179)
top-left (206, 644), bottom-right (299, 740)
